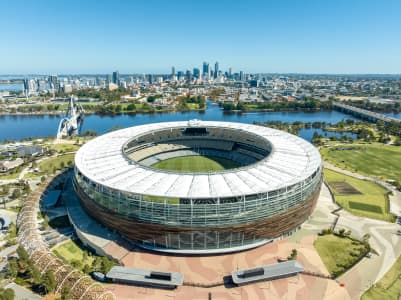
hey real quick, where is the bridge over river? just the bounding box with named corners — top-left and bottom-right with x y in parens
top-left (333, 101), bottom-right (400, 123)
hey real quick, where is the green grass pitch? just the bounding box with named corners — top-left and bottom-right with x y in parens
top-left (151, 155), bottom-right (240, 172)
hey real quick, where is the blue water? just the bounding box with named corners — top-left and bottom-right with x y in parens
top-left (0, 83), bottom-right (23, 91)
top-left (0, 101), bottom-right (364, 142)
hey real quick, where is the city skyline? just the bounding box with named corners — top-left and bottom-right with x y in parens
top-left (1, 0), bottom-right (401, 74)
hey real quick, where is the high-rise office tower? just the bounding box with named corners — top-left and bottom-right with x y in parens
top-left (48, 75), bottom-right (59, 92)
top-left (171, 66), bottom-right (176, 76)
top-left (239, 71), bottom-right (244, 81)
top-left (112, 71), bottom-right (120, 85)
top-left (193, 68), bottom-right (200, 79)
top-left (23, 78), bottom-right (29, 96)
top-left (185, 70), bottom-right (192, 81)
top-left (106, 74), bottom-right (112, 85)
top-left (147, 74), bottom-right (153, 84)
top-left (214, 62), bottom-right (219, 79)
top-left (228, 67), bottom-right (233, 78)
top-left (202, 62), bottom-right (209, 76)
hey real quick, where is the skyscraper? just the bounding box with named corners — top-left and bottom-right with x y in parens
top-left (23, 78), bottom-right (29, 96)
top-left (106, 74), bottom-right (112, 85)
top-left (193, 68), bottom-right (200, 79)
top-left (202, 62), bottom-right (209, 76)
top-left (185, 70), bottom-right (192, 81)
top-left (239, 71), bottom-right (244, 81)
top-left (112, 71), bottom-right (120, 85)
top-left (147, 74), bottom-right (153, 84)
top-left (48, 75), bottom-right (59, 92)
top-left (214, 62), bottom-right (219, 79)
top-left (171, 66), bottom-right (176, 76)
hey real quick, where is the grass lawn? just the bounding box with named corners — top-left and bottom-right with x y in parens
top-left (362, 253), bottom-right (401, 299)
top-left (314, 234), bottom-right (368, 277)
top-left (53, 240), bottom-right (94, 269)
top-left (23, 172), bottom-right (41, 179)
top-left (320, 144), bottom-right (401, 181)
top-left (324, 169), bottom-right (394, 222)
top-left (151, 155), bottom-right (240, 172)
top-left (38, 153), bottom-right (75, 174)
top-left (0, 170), bottom-right (20, 180)
top-left (51, 143), bottom-right (80, 153)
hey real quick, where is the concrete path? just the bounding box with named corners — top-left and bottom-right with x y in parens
top-left (0, 244), bottom-right (18, 257)
top-left (336, 209), bottom-right (401, 299)
top-left (323, 162), bottom-right (401, 299)
top-left (18, 163), bottom-right (31, 180)
top-left (4, 282), bottom-right (42, 300)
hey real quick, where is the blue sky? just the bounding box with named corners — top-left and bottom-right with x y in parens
top-left (1, 0), bottom-right (400, 74)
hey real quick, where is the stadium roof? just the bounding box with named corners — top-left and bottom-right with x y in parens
top-left (75, 121), bottom-right (321, 199)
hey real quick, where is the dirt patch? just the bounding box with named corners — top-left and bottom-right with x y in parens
top-left (330, 182), bottom-right (362, 195)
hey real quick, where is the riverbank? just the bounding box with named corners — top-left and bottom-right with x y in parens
top-left (0, 106), bottom-right (337, 117)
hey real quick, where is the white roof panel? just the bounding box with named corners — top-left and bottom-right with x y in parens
top-left (75, 121), bottom-right (321, 198)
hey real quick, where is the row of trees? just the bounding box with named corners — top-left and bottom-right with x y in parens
top-left (6, 247), bottom-right (58, 297)
top-left (222, 98), bottom-right (333, 112)
top-left (57, 87), bottom-right (131, 102)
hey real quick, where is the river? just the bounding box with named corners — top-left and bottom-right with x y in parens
top-left (2, 101), bottom-right (397, 142)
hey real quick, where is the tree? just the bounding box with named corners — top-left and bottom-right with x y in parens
top-left (0, 185), bottom-right (9, 197)
top-left (70, 259), bottom-right (82, 269)
top-left (28, 264), bottom-right (41, 285)
top-left (22, 183), bottom-right (30, 194)
top-left (60, 286), bottom-right (71, 300)
top-left (288, 249), bottom-right (298, 260)
top-left (126, 103), bottom-right (136, 111)
top-left (115, 104), bottom-right (122, 113)
top-left (41, 270), bottom-right (56, 294)
top-left (0, 287), bottom-right (15, 300)
top-left (82, 264), bottom-right (91, 274)
top-left (338, 228), bottom-right (346, 237)
top-left (5, 259), bottom-right (18, 279)
top-left (236, 102), bottom-right (246, 111)
top-left (16, 246), bottom-right (29, 263)
top-left (11, 189), bottom-right (20, 199)
top-left (7, 223), bottom-right (17, 239)
top-left (100, 256), bottom-right (115, 274)
top-left (42, 215), bottom-right (49, 230)
top-left (91, 256), bottom-right (114, 274)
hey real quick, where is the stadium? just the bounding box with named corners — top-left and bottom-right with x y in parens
top-left (73, 120), bottom-right (322, 254)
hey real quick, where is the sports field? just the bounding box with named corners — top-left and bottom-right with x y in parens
top-left (324, 169), bottom-right (394, 222)
top-left (320, 144), bottom-right (401, 180)
top-left (151, 155), bottom-right (240, 172)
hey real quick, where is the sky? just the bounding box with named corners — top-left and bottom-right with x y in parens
top-left (0, 0), bottom-right (401, 74)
